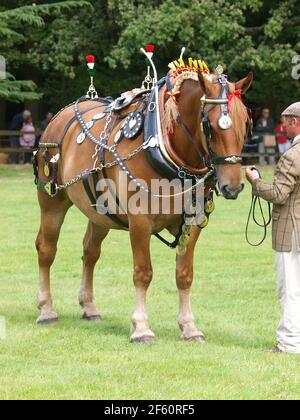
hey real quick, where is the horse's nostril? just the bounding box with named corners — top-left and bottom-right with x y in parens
top-left (221, 184), bottom-right (244, 200)
top-left (221, 185), bottom-right (229, 195)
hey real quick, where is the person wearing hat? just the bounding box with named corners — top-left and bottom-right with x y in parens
top-left (246, 102), bottom-right (300, 354)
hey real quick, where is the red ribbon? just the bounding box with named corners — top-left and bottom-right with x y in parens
top-left (227, 89), bottom-right (242, 110)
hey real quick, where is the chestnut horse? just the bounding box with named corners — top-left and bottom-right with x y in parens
top-left (35, 67), bottom-right (253, 343)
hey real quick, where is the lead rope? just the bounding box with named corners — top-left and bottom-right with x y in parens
top-left (245, 169), bottom-right (272, 247)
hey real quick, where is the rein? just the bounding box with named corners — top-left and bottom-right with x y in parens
top-left (245, 168), bottom-right (272, 246)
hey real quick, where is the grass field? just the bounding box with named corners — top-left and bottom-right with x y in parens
top-left (0, 165), bottom-right (300, 400)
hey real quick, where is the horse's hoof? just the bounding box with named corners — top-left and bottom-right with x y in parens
top-left (182, 334), bottom-right (206, 343)
top-left (37, 316), bottom-right (59, 325)
top-left (130, 335), bottom-right (156, 344)
top-left (81, 313), bottom-right (102, 321)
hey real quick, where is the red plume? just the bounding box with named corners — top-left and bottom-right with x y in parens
top-left (86, 55), bottom-right (95, 63)
top-left (146, 45), bottom-right (155, 53)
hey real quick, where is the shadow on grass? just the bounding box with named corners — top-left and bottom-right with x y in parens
top-left (30, 312), bottom-right (132, 339)
top-left (206, 326), bottom-right (273, 350)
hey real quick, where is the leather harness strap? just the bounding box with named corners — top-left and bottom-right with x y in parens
top-left (163, 75), bottom-right (210, 176)
top-left (82, 172), bottom-right (97, 207)
top-left (59, 103), bottom-right (106, 145)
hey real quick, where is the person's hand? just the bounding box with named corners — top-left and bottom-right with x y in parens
top-left (245, 167), bottom-right (260, 184)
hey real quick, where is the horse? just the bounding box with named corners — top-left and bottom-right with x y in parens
top-left (34, 58), bottom-right (253, 343)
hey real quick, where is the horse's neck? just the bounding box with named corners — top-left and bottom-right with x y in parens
top-left (171, 86), bottom-right (206, 168)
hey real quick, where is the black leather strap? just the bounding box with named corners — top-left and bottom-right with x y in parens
top-left (82, 172), bottom-right (97, 207)
top-left (177, 116), bottom-right (210, 167)
top-left (155, 227), bottom-right (183, 249)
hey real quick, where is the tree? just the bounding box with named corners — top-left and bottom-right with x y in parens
top-left (103, 0), bottom-right (300, 112)
top-left (1, 0), bottom-right (299, 115)
top-left (0, 1), bottom-right (92, 102)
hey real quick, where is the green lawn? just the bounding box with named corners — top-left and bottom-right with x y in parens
top-left (0, 165), bottom-right (300, 400)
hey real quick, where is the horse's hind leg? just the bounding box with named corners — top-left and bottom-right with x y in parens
top-left (36, 192), bottom-right (72, 324)
top-left (80, 222), bottom-right (109, 321)
top-left (176, 227), bottom-right (205, 342)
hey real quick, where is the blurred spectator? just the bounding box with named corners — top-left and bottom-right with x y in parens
top-left (20, 113), bottom-right (36, 164)
top-left (36, 112), bottom-right (54, 147)
top-left (9, 110), bottom-right (28, 164)
top-left (40, 112), bottom-right (53, 137)
top-left (275, 117), bottom-right (291, 155)
top-left (255, 108), bottom-right (276, 165)
top-left (252, 107), bottom-right (261, 126)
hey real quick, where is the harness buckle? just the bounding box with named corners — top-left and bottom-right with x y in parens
top-left (45, 182), bottom-right (58, 198)
top-left (148, 102), bottom-right (156, 112)
top-left (178, 167), bottom-right (189, 179)
top-left (224, 156), bottom-right (242, 164)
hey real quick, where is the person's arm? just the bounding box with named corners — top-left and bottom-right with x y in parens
top-left (252, 153), bottom-right (299, 205)
top-left (255, 118), bottom-right (271, 134)
top-left (255, 118), bottom-right (264, 133)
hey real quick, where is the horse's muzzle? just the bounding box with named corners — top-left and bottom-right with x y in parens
top-left (221, 183), bottom-right (245, 200)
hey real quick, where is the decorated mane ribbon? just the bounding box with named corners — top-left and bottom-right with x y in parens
top-left (168, 57), bottom-right (210, 76)
top-left (228, 89), bottom-right (242, 111)
top-left (164, 57), bottom-right (210, 134)
top-left (166, 91), bottom-right (181, 103)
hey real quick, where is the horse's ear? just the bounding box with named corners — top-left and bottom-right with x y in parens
top-left (235, 72), bottom-right (253, 94)
top-left (198, 72), bottom-right (213, 96)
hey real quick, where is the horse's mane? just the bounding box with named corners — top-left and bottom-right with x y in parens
top-left (228, 94), bottom-right (249, 147)
top-left (163, 71), bottom-right (210, 134)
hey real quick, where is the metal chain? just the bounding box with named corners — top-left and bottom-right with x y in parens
top-left (56, 143), bottom-right (145, 191)
top-left (56, 147), bottom-right (213, 197)
top-left (56, 170), bottom-right (92, 191)
top-left (92, 110), bottom-right (113, 168)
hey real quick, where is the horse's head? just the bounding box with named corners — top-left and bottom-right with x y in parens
top-left (198, 71), bottom-right (253, 200)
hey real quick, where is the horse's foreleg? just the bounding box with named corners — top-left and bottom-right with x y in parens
top-left (80, 222), bottom-right (109, 320)
top-left (36, 192), bottom-right (71, 324)
top-left (129, 217), bottom-right (155, 343)
top-left (176, 226), bottom-right (205, 342)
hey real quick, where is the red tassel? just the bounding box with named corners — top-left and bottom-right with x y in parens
top-left (146, 45), bottom-right (155, 53)
top-left (86, 55), bottom-right (95, 64)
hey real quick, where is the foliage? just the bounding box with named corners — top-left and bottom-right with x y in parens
top-left (1, 0), bottom-right (300, 115)
top-left (0, 1), bottom-right (92, 102)
top-left (104, 0), bottom-right (300, 111)
top-left (0, 73), bottom-right (40, 102)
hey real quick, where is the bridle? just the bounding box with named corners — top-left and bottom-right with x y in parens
top-left (200, 74), bottom-right (243, 166)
